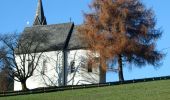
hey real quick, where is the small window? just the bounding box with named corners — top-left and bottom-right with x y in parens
top-left (87, 61), bottom-right (92, 72)
top-left (28, 60), bottom-right (33, 74)
top-left (27, 58), bottom-right (34, 73)
top-left (41, 59), bottom-right (47, 75)
top-left (70, 60), bottom-right (75, 73)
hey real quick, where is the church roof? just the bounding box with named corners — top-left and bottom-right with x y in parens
top-left (19, 0), bottom-right (86, 53)
top-left (22, 22), bottom-right (86, 52)
top-left (67, 25), bottom-right (87, 50)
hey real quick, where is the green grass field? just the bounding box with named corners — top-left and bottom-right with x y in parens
top-left (1, 80), bottom-right (170, 100)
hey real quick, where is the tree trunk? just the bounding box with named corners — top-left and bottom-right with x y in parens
top-left (21, 80), bottom-right (28, 91)
top-left (118, 54), bottom-right (124, 82)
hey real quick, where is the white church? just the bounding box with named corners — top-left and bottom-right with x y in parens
top-left (14, 0), bottom-right (106, 90)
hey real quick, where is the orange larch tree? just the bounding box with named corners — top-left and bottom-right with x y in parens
top-left (78, 0), bottom-right (163, 81)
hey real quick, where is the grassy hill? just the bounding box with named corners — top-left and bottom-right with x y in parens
top-left (1, 80), bottom-right (170, 100)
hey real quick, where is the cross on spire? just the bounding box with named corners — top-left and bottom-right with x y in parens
top-left (33, 0), bottom-right (47, 26)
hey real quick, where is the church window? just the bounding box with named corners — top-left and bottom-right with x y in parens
top-left (27, 59), bottom-right (34, 74)
top-left (41, 59), bottom-right (47, 75)
top-left (87, 61), bottom-right (92, 72)
top-left (70, 60), bottom-right (75, 73)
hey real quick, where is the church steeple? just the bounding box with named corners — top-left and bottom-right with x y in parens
top-left (33, 0), bottom-right (47, 26)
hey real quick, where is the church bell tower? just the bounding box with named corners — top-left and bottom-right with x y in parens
top-left (33, 0), bottom-right (47, 26)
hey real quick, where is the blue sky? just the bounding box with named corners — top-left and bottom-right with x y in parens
top-left (0, 0), bottom-right (169, 82)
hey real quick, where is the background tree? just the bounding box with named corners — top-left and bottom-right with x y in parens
top-left (0, 32), bottom-right (48, 91)
top-left (78, 0), bottom-right (163, 81)
top-left (0, 67), bottom-right (14, 92)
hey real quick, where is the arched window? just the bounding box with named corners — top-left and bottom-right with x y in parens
top-left (41, 59), bottom-right (47, 75)
top-left (70, 60), bottom-right (75, 73)
top-left (27, 59), bottom-right (34, 74)
top-left (87, 61), bottom-right (92, 72)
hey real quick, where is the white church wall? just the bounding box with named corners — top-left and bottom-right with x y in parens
top-left (14, 51), bottom-right (63, 91)
top-left (67, 50), bottom-right (100, 85)
top-left (14, 50), bottom-right (101, 91)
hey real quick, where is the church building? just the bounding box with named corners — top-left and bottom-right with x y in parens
top-left (14, 0), bottom-right (106, 90)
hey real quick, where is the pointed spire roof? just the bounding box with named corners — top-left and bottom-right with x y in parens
top-left (33, 0), bottom-right (47, 26)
